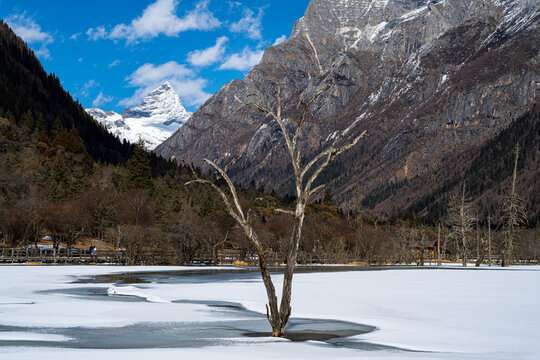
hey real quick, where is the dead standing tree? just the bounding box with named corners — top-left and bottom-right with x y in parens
top-left (186, 84), bottom-right (366, 337)
top-left (446, 183), bottom-right (475, 266)
top-left (501, 143), bottom-right (527, 266)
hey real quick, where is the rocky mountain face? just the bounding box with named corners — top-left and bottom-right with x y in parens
top-left (87, 82), bottom-right (191, 150)
top-left (156, 0), bottom-right (540, 213)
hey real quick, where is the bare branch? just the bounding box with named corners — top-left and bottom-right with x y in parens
top-left (301, 130), bottom-right (366, 182)
top-left (186, 162), bottom-right (199, 179)
top-left (224, 154), bottom-right (240, 172)
top-left (245, 84), bottom-right (298, 179)
top-left (274, 208), bottom-right (295, 216)
top-left (291, 85), bottom-right (332, 175)
top-left (185, 170), bottom-right (264, 251)
top-left (309, 184), bottom-right (325, 198)
top-left (293, 85), bottom-right (331, 144)
top-left (304, 130), bottom-right (367, 194)
top-left (245, 101), bottom-right (270, 115)
top-left (203, 158), bottom-right (246, 222)
top-left (185, 178), bottom-right (244, 226)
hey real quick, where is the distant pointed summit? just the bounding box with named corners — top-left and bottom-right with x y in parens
top-left (87, 82), bottom-right (192, 150)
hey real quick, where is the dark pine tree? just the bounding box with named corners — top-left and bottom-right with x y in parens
top-left (126, 139), bottom-right (153, 190)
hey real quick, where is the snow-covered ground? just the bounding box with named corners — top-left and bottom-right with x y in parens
top-left (1, 265), bottom-right (539, 359)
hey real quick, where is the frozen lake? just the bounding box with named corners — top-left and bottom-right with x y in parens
top-left (1, 265), bottom-right (539, 359)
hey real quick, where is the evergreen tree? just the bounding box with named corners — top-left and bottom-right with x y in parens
top-left (126, 139), bottom-right (153, 190)
top-left (322, 189), bottom-right (334, 206)
top-left (51, 116), bottom-right (63, 138)
top-left (19, 109), bottom-right (34, 129)
top-left (35, 113), bottom-right (47, 134)
top-left (5, 110), bottom-right (15, 124)
top-left (47, 153), bottom-right (70, 201)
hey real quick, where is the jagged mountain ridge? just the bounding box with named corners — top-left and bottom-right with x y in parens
top-left (87, 82), bottom-right (191, 150)
top-left (156, 0), bottom-right (540, 214)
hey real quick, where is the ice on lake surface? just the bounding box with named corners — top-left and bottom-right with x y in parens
top-left (1, 265), bottom-right (540, 359)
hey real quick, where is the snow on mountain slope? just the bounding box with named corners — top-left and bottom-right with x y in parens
top-left (86, 82), bottom-right (192, 150)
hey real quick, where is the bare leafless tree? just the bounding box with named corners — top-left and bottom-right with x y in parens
top-left (501, 144), bottom-right (527, 266)
top-left (446, 183), bottom-right (475, 266)
top-left (185, 84), bottom-right (366, 337)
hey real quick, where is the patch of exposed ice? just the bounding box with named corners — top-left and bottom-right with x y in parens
top-left (107, 285), bottom-right (170, 303)
top-left (0, 332), bottom-right (72, 342)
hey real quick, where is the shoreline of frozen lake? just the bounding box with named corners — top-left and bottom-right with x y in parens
top-left (1, 265), bottom-right (539, 359)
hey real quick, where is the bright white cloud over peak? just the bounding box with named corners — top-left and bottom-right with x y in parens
top-left (219, 47), bottom-right (264, 71)
top-left (92, 91), bottom-right (114, 107)
top-left (79, 79), bottom-right (99, 98)
top-left (187, 36), bottom-right (229, 67)
top-left (87, 0), bottom-right (221, 44)
top-left (229, 7), bottom-right (264, 40)
top-left (121, 61), bottom-right (211, 107)
top-left (5, 13), bottom-right (53, 59)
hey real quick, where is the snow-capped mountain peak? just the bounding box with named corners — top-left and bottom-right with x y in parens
top-left (86, 82), bottom-right (192, 150)
top-left (121, 82), bottom-right (190, 125)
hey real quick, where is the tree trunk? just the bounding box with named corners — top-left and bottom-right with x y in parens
top-left (437, 224), bottom-right (442, 266)
top-left (256, 249), bottom-right (281, 336)
top-left (274, 206), bottom-right (305, 336)
top-left (488, 215), bottom-right (492, 267)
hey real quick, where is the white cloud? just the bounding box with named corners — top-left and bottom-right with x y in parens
top-left (273, 35), bottom-right (287, 45)
top-left (229, 7), bottom-right (264, 40)
top-left (92, 91), bottom-right (114, 107)
top-left (227, 1), bottom-right (242, 9)
top-left (219, 47), bottom-right (264, 71)
top-left (5, 13), bottom-right (53, 59)
top-left (86, 26), bottom-right (107, 41)
top-left (86, 0), bottom-right (220, 44)
top-left (108, 59), bottom-right (121, 68)
top-left (70, 33), bottom-right (81, 41)
top-left (80, 79), bottom-right (99, 97)
top-left (187, 36), bottom-right (228, 67)
top-left (120, 61), bottom-right (211, 107)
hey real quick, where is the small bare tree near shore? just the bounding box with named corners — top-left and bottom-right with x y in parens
top-left (185, 84), bottom-right (366, 337)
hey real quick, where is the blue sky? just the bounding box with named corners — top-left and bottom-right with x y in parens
top-left (1, 0), bottom-right (310, 113)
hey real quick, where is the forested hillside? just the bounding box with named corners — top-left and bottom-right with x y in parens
top-left (0, 20), bottom-right (133, 164)
top-left (367, 98), bottom-right (540, 226)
